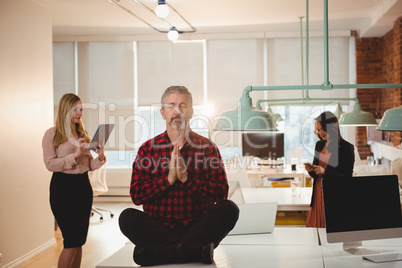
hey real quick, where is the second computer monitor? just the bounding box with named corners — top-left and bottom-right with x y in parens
top-left (323, 174), bottom-right (402, 254)
top-left (242, 132), bottom-right (284, 159)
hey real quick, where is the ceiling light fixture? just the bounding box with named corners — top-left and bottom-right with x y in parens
top-left (255, 97), bottom-right (361, 125)
top-left (257, 96), bottom-right (376, 126)
top-left (213, 0), bottom-right (401, 131)
top-left (109, 0), bottom-right (195, 40)
top-left (213, 94), bottom-right (278, 131)
top-left (154, 0), bottom-right (169, 18)
top-left (333, 102), bottom-right (344, 120)
top-left (267, 106), bottom-right (283, 123)
top-left (338, 102), bottom-right (377, 126)
top-left (167, 27), bottom-right (179, 41)
top-left (376, 105), bottom-right (402, 131)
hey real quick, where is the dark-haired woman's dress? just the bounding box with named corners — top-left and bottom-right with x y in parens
top-left (306, 137), bottom-right (355, 228)
top-left (306, 151), bottom-right (331, 228)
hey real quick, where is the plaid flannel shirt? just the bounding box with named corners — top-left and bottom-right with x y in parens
top-left (130, 130), bottom-right (228, 228)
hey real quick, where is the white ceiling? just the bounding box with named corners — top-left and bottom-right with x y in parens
top-left (51, 0), bottom-right (402, 38)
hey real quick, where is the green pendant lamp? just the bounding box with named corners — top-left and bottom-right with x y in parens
top-left (339, 102), bottom-right (377, 126)
top-left (333, 102), bottom-right (344, 120)
top-left (214, 95), bottom-right (278, 131)
top-left (267, 106), bottom-right (283, 123)
top-left (377, 105), bottom-right (402, 131)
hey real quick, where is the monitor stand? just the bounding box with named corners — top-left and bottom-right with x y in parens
top-left (343, 241), bottom-right (379, 255)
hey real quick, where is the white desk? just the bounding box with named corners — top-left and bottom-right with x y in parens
top-left (214, 244), bottom-right (323, 268)
top-left (97, 227), bottom-right (402, 268)
top-left (321, 246), bottom-right (402, 268)
top-left (353, 164), bottom-right (390, 176)
top-left (318, 228), bottom-right (402, 247)
top-left (96, 243), bottom-right (214, 268)
top-left (247, 168), bottom-right (309, 187)
top-left (221, 227), bottom-right (319, 246)
top-left (241, 187), bottom-right (312, 211)
top-left (96, 242), bottom-right (324, 268)
top-left (318, 228), bottom-right (402, 268)
top-left (97, 228), bottom-right (322, 268)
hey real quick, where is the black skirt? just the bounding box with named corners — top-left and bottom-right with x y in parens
top-left (50, 172), bottom-right (93, 248)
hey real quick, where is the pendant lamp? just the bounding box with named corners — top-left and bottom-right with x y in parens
top-left (167, 27), bottom-right (179, 41)
top-left (213, 96), bottom-right (278, 131)
top-left (377, 106), bottom-right (402, 131)
top-left (339, 102), bottom-right (377, 126)
top-left (267, 106), bottom-right (283, 123)
top-left (155, 0), bottom-right (169, 18)
top-left (333, 102), bottom-right (344, 120)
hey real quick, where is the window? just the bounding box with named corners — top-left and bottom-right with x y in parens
top-left (53, 36), bottom-right (354, 168)
top-left (135, 105), bottom-right (211, 148)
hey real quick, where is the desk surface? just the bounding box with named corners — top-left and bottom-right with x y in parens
top-left (318, 228), bottom-right (402, 268)
top-left (215, 245), bottom-right (323, 268)
top-left (222, 227), bottom-right (319, 246)
top-left (247, 168), bottom-right (308, 176)
top-left (96, 243), bottom-right (324, 268)
top-left (321, 245), bottom-right (402, 268)
top-left (241, 187), bottom-right (312, 211)
top-left (318, 228), bottom-right (402, 247)
top-left (247, 168), bottom-right (309, 187)
top-left (97, 228), bottom-right (402, 268)
top-left (96, 243), bottom-right (214, 268)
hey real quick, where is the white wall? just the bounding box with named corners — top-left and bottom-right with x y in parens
top-left (0, 0), bottom-right (55, 266)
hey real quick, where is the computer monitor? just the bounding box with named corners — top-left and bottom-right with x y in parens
top-left (322, 175), bottom-right (402, 255)
top-left (241, 133), bottom-right (284, 159)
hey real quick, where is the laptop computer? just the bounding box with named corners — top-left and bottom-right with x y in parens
top-left (228, 202), bottom-right (278, 235)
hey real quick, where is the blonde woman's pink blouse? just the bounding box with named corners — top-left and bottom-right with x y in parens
top-left (42, 127), bottom-right (105, 174)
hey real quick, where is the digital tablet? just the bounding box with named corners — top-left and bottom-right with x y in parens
top-left (87, 124), bottom-right (115, 150)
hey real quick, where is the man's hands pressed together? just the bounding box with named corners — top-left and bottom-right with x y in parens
top-left (168, 145), bottom-right (188, 185)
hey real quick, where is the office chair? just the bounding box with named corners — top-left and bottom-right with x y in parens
top-left (226, 163), bottom-right (249, 203)
top-left (226, 165), bottom-right (252, 188)
top-left (227, 181), bottom-right (245, 204)
top-left (89, 154), bottom-right (114, 221)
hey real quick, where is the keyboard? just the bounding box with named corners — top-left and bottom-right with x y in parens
top-left (362, 252), bottom-right (402, 263)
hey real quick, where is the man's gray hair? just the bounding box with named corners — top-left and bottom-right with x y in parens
top-left (161, 85), bottom-right (193, 108)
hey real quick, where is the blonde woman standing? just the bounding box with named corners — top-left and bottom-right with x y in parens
top-left (42, 93), bottom-right (106, 268)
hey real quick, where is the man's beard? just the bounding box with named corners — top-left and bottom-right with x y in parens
top-left (169, 115), bottom-right (187, 130)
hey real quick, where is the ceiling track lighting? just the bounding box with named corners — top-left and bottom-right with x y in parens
top-left (167, 27), bottom-right (179, 41)
top-left (155, 0), bottom-right (169, 18)
top-left (108, 0), bottom-right (195, 41)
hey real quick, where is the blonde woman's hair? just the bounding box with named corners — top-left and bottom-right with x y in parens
top-left (53, 93), bottom-right (91, 148)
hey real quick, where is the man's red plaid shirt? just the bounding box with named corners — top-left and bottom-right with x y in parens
top-left (130, 130), bottom-right (229, 228)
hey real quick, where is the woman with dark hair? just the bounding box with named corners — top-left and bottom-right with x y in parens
top-left (304, 111), bottom-right (355, 227)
